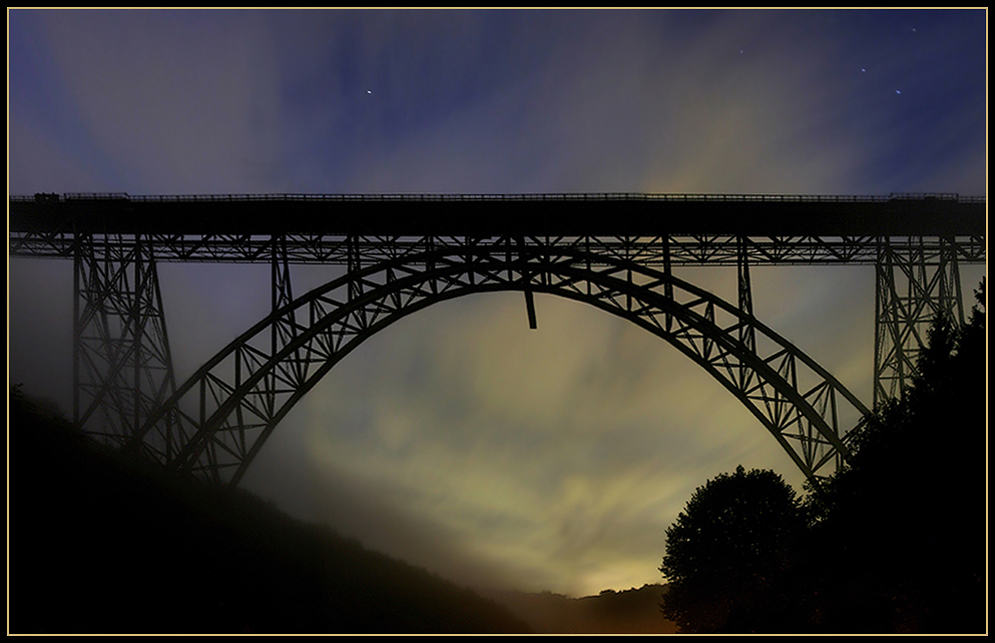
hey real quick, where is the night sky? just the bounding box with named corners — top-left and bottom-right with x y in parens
top-left (7, 9), bottom-right (987, 598)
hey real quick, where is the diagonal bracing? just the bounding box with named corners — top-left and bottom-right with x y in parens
top-left (126, 242), bottom-right (870, 487)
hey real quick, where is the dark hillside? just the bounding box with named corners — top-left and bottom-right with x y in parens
top-left (8, 390), bottom-right (532, 634)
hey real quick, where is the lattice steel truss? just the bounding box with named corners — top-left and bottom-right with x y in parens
top-left (119, 241), bottom-right (870, 486)
top-left (73, 233), bottom-right (177, 447)
top-left (9, 193), bottom-right (985, 486)
top-left (874, 237), bottom-right (968, 404)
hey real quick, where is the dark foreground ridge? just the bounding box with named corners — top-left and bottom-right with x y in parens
top-left (8, 391), bottom-right (533, 634)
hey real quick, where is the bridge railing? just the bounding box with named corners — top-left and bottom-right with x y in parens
top-left (10, 192), bottom-right (986, 204)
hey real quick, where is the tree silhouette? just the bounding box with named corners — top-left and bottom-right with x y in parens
top-left (659, 465), bottom-right (807, 633)
top-left (658, 281), bottom-right (986, 633)
top-left (803, 279), bottom-right (987, 633)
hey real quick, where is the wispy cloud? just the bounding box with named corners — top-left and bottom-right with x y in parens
top-left (8, 8), bottom-right (986, 598)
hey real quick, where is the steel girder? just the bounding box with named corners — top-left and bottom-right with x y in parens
top-left (12, 229), bottom-right (986, 267)
top-left (73, 232), bottom-right (177, 447)
top-left (125, 239), bottom-right (870, 487)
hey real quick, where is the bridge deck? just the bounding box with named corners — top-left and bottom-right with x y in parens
top-left (10, 193), bottom-right (986, 237)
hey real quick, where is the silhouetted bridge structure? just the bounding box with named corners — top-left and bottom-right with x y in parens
top-left (9, 193), bottom-right (986, 487)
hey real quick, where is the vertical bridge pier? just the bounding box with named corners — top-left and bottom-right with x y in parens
top-left (8, 192), bottom-right (986, 484)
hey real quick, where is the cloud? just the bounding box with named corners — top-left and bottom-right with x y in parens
top-left (33, 10), bottom-right (285, 193)
top-left (273, 286), bottom-right (818, 596)
top-left (7, 117), bottom-right (108, 194)
top-left (8, 9), bottom-right (985, 599)
top-left (13, 10), bottom-right (983, 198)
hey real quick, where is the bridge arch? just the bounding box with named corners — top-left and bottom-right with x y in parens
top-left (128, 243), bottom-right (870, 487)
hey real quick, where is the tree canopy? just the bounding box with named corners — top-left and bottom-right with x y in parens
top-left (801, 279), bottom-right (987, 633)
top-left (659, 465), bottom-right (806, 633)
top-left (661, 280), bottom-right (986, 634)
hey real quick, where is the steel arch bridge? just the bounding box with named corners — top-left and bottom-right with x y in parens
top-left (8, 192), bottom-right (986, 487)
